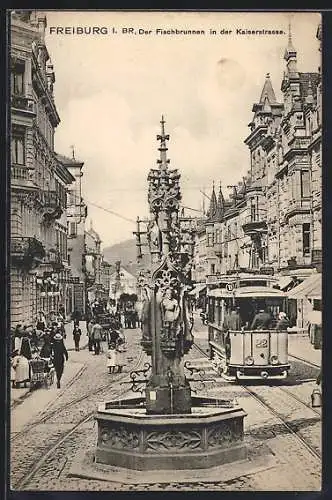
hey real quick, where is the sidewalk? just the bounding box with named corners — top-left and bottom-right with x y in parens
top-left (288, 333), bottom-right (321, 367)
top-left (11, 353), bottom-right (86, 433)
top-left (10, 321), bottom-right (88, 410)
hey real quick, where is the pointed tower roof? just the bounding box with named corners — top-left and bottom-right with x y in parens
top-left (259, 73), bottom-right (276, 104)
top-left (284, 22), bottom-right (297, 61)
top-left (156, 115), bottom-right (170, 170)
top-left (215, 182), bottom-right (225, 220)
top-left (217, 183), bottom-right (225, 212)
top-left (207, 182), bottom-right (217, 220)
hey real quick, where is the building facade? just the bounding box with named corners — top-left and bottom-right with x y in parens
top-left (58, 153), bottom-right (88, 317)
top-left (195, 27), bottom-right (322, 327)
top-left (85, 222), bottom-right (103, 303)
top-left (109, 265), bottom-right (138, 303)
top-left (10, 11), bottom-right (71, 326)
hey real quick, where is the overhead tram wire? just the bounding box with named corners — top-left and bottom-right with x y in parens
top-left (85, 200), bottom-right (137, 224)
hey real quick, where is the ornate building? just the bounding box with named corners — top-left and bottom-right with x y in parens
top-left (10, 11), bottom-right (71, 326)
top-left (57, 152), bottom-right (88, 317)
top-left (195, 26), bottom-right (321, 326)
top-left (85, 221), bottom-right (103, 302)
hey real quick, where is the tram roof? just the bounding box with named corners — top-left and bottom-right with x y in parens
top-left (208, 286), bottom-right (286, 298)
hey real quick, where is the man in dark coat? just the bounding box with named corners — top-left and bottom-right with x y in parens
top-left (51, 333), bottom-right (68, 388)
top-left (250, 308), bottom-right (272, 330)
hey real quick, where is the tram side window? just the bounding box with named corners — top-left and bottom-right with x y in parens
top-left (209, 298), bottom-right (215, 323)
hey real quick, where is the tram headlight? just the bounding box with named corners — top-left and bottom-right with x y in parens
top-left (245, 356), bottom-right (254, 366)
top-left (270, 355), bottom-right (279, 365)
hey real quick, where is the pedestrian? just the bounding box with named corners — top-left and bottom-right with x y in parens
top-left (250, 307), bottom-right (272, 330)
top-left (20, 335), bottom-right (32, 360)
top-left (72, 309), bottom-right (80, 327)
top-left (116, 342), bottom-right (125, 373)
top-left (51, 333), bottom-right (68, 388)
top-left (106, 342), bottom-right (117, 373)
top-left (87, 318), bottom-right (95, 352)
top-left (109, 328), bottom-right (120, 346)
top-left (11, 349), bottom-right (30, 388)
top-left (58, 304), bottom-right (65, 319)
top-left (276, 311), bottom-right (290, 331)
top-left (36, 311), bottom-right (46, 332)
top-left (73, 324), bottom-right (82, 351)
top-left (92, 320), bottom-right (102, 355)
top-left (40, 334), bottom-right (52, 359)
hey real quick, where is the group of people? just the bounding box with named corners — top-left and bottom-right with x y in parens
top-left (11, 306), bottom-right (71, 390)
top-left (86, 314), bottom-right (126, 372)
top-left (106, 330), bottom-right (126, 374)
top-left (222, 306), bottom-right (290, 332)
top-left (11, 321), bottom-right (68, 390)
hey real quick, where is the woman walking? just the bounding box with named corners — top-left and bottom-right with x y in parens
top-left (51, 333), bottom-right (68, 388)
top-left (73, 324), bottom-right (82, 351)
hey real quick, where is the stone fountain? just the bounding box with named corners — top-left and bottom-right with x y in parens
top-left (70, 118), bottom-right (275, 484)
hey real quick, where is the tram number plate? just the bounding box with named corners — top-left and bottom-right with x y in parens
top-left (255, 339), bottom-right (268, 348)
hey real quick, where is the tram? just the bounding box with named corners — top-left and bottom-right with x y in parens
top-left (207, 273), bottom-right (290, 381)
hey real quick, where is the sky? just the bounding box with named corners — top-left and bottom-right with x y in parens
top-left (44, 11), bottom-right (321, 249)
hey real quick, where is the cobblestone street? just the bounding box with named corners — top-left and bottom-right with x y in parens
top-left (10, 322), bottom-right (321, 491)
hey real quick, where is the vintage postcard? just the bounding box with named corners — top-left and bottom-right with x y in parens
top-left (9, 10), bottom-right (322, 492)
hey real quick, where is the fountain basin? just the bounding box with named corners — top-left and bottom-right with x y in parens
top-left (95, 396), bottom-right (247, 471)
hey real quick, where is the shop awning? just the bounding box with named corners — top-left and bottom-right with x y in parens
top-left (287, 273), bottom-right (322, 300)
top-left (277, 276), bottom-right (294, 291)
top-left (188, 284), bottom-right (206, 296)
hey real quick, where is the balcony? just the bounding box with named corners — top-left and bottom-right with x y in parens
top-left (242, 214), bottom-right (267, 235)
top-left (11, 164), bottom-right (38, 191)
top-left (283, 137), bottom-right (310, 161)
top-left (42, 190), bottom-right (64, 222)
top-left (213, 242), bottom-right (223, 256)
top-left (46, 248), bottom-right (65, 272)
top-left (284, 199), bottom-right (311, 221)
top-left (11, 95), bottom-right (35, 115)
top-left (11, 236), bottom-right (45, 269)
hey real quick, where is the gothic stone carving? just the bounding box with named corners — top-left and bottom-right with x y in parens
top-left (99, 425), bottom-right (140, 450)
top-left (146, 429), bottom-right (202, 452)
top-left (207, 420), bottom-right (243, 448)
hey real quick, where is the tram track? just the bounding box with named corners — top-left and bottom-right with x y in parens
top-left (191, 342), bottom-right (321, 462)
top-left (12, 350), bottom-right (145, 442)
top-left (11, 349), bottom-right (147, 490)
top-left (14, 383), bottom-right (135, 490)
top-left (288, 353), bottom-right (320, 370)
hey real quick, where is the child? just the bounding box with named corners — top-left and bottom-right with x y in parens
top-left (106, 342), bottom-right (117, 374)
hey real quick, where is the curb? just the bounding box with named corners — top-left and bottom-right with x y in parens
top-left (11, 345), bottom-right (88, 409)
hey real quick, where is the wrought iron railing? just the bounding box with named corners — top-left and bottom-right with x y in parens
top-left (11, 95), bottom-right (35, 113)
top-left (11, 236), bottom-right (45, 267)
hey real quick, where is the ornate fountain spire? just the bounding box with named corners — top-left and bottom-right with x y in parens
top-left (157, 114), bottom-right (170, 170)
